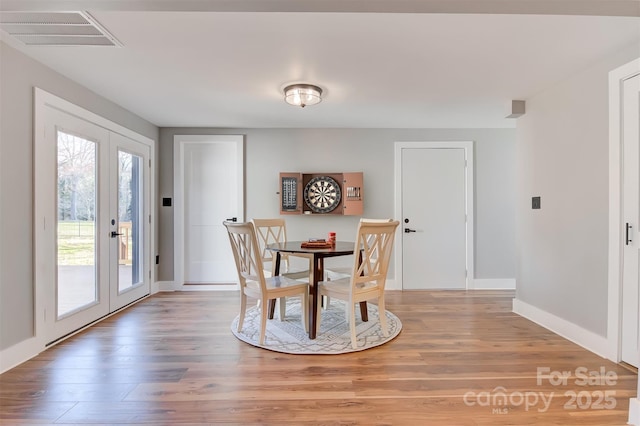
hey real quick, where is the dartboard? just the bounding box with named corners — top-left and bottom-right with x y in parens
top-left (303, 176), bottom-right (342, 213)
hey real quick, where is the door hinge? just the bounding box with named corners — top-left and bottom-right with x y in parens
top-left (149, 158), bottom-right (151, 168)
top-left (149, 214), bottom-right (151, 224)
top-left (149, 270), bottom-right (151, 279)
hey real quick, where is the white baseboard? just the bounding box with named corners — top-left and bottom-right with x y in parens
top-left (630, 397), bottom-right (640, 426)
top-left (470, 278), bottom-right (516, 290)
top-left (385, 279), bottom-right (400, 291)
top-left (179, 283), bottom-right (239, 291)
top-left (0, 336), bottom-right (42, 374)
top-left (156, 281), bottom-right (176, 292)
top-left (513, 298), bottom-right (610, 359)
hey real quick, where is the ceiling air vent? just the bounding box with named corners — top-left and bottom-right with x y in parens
top-left (0, 11), bottom-right (121, 47)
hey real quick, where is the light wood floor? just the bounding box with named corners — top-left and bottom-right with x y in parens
top-left (0, 290), bottom-right (637, 425)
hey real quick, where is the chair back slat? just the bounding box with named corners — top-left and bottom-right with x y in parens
top-left (224, 221), bottom-right (267, 292)
top-left (253, 218), bottom-right (287, 262)
top-left (351, 221), bottom-right (400, 289)
top-left (253, 218), bottom-right (298, 275)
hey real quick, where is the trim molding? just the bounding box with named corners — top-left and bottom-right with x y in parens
top-left (630, 397), bottom-right (640, 426)
top-left (156, 281), bottom-right (176, 292)
top-left (384, 279), bottom-right (400, 291)
top-left (0, 337), bottom-right (40, 374)
top-left (513, 298), bottom-right (609, 359)
top-left (470, 278), bottom-right (515, 290)
top-left (180, 284), bottom-right (239, 292)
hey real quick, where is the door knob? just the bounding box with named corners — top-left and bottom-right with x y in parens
top-left (404, 228), bottom-right (416, 233)
top-left (226, 217), bottom-right (238, 222)
top-left (110, 231), bottom-right (123, 238)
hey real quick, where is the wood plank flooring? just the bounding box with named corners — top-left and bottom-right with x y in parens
top-left (0, 290), bottom-right (637, 425)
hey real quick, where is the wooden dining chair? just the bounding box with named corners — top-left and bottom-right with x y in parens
top-left (252, 218), bottom-right (311, 278)
top-left (325, 218), bottom-right (394, 278)
top-left (323, 218), bottom-right (395, 309)
top-left (252, 218), bottom-right (312, 317)
top-left (316, 219), bottom-right (400, 349)
top-left (224, 221), bottom-right (309, 345)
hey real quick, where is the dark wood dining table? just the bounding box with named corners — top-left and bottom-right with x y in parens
top-left (266, 241), bottom-right (368, 339)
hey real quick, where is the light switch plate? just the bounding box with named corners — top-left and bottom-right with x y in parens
top-left (532, 196), bottom-right (541, 209)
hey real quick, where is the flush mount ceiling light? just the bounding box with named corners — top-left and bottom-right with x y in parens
top-left (284, 84), bottom-right (323, 108)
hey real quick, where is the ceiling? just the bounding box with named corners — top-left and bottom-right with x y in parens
top-left (1, 1), bottom-right (639, 128)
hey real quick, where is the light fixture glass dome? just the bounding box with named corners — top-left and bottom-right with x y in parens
top-left (284, 84), bottom-right (322, 108)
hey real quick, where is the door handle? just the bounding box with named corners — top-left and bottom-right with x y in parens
top-left (226, 217), bottom-right (238, 222)
top-left (626, 223), bottom-right (633, 245)
top-left (110, 231), bottom-right (122, 238)
top-left (404, 228), bottom-right (417, 233)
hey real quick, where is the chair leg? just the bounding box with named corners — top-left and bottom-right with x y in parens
top-left (278, 297), bottom-right (286, 321)
top-left (378, 295), bottom-right (389, 337)
top-left (349, 302), bottom-right (358, 349)
top-left (316, 292), bottom-right (323, 331)
top-left (237, 292), bottom-right (247, 332)
top-left (301, 292), bottom-right (309, 333)
top-left (259, 297), bottom-right (268, 345)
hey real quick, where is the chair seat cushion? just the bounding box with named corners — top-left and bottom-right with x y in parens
top-left (246, 275), bottom-right (308, 293)
top-left (319, 277), bottom-right (378, 294)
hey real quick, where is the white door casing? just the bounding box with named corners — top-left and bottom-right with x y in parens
top-left (394, 141), bottom-right (474, 290)
top-left (173, 135), bottom-right (244, 290)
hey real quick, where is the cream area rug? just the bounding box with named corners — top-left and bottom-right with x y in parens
top-left (231, 298), bottom-right (402, 354)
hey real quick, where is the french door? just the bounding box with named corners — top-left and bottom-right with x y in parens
top-left (36, 96), bottom-right (151, 344)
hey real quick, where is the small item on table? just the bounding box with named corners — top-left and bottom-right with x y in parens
top-left (328, 232), bottom-right (336, 246)
top-left (301, 238), bottom-right (333, 248)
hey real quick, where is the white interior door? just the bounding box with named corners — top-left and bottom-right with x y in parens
top-left (621, 73), bottom-right (640, 368)
top-left (175, 135), bottom-right (244, 287)
top-left (37, 102), bottom-right (151, 344)
top-left (400, 145), bottom-right (470, 289)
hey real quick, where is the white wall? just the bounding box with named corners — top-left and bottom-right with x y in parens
top-left (158, 128), bottom-right (517, 284)
top-left (0, 42), bottom-right (158, 351)
top-left (515, 42), bottom-right (640, 338)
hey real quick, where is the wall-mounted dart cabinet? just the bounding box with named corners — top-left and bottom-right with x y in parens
top-left (279, 172), bottom-right (363, 215)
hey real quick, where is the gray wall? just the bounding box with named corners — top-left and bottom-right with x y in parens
top-left (0, 39), bottom-right (517, 353)
top-left (0, 42), bottom-right (159, 350)
top-left (515, 43), bottom-right (639, 337)
top-left (158, 128), bottom-right (517, 283)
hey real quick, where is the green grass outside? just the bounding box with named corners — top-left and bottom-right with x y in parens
top-left (58, 221), bottom-right (133, 265)
top-left (58, 221), bottom-right (96, 265)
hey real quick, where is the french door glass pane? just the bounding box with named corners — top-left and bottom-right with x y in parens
top-left (57, 131), bottom-right (97, 318)
top-left (118, 150), bottom-right (143, 292)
